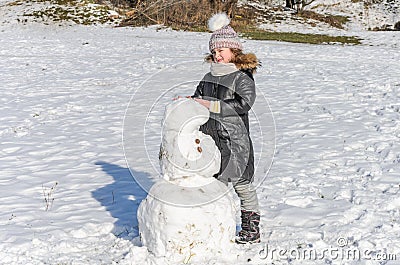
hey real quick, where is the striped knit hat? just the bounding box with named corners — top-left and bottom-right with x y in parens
top-left (208, 13), bottom-right (243, 52)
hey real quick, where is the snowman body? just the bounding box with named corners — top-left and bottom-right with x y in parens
top-left (137, 99), bottom-right (236, 263)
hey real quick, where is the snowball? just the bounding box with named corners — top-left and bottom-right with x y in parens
top-left (138, 181), bottom-right (236, 263)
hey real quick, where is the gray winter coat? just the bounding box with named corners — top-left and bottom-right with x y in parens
top-left (193, 67), bottom-right (256, 185)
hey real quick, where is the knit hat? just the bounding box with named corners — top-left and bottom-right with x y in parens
top-left (208, 13), bottom-right (243, 52)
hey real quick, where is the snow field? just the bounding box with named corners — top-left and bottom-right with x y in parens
top-left (0, 19), bottom-right (399, 265)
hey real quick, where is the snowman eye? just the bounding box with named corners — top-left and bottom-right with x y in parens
top-left (195, 139), bottom-right (200, 144)
top-left (197, 147), bottom-right (202, 153)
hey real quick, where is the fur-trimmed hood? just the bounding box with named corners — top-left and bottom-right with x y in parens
top-left (205, 52), bottom-right (261, 74)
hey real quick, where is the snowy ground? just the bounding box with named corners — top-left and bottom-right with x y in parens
top-left (1, 5), bottom-right (400, 265)
top-left (257, 0), bottom-right (400, 33)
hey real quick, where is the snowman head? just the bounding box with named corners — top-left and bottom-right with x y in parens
top-left (162, 98), bottom-right (209, 134)
top-left (160, 98), bottom-right (221, 181)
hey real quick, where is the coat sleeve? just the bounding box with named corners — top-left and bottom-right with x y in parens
top-left (220, 74), bottom-right (256, 116)
top-left (192, 80), bottom-right (204, 98)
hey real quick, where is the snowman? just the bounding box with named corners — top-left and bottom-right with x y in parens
top-left (137, 98), bottom-right (236, 264)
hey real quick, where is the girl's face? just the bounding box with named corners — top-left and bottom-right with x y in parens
top-left (212, 48), bottom-right (234, 63)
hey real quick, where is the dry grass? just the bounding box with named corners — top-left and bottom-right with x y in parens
top-left (242, 30), bottom-right (362, 45)
top-left (297, 10), bottom-right (350, 29)
top-left (119, 0), bottom-right (246, 29)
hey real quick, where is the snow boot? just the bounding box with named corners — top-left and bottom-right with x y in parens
top-left (235, 210), bottom-right (260, 244)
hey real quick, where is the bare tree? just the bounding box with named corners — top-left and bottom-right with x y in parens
top-left (286, 0), bottom-right (316, 12)
top-left (297, 0), bottom-right (317, 11)
top-left (285, 0), bottom-right (295, 9)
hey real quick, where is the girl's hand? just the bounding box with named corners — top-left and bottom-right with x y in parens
top-left (193, 98), bottom-right (210, 109)
top-left (173, 96), bottom-right (192, 100)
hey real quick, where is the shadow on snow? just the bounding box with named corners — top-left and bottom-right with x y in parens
top-left (92, 161), bottom-right (149, 240)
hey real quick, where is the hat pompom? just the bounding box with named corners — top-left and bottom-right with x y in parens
top-left (208, 12), bottom-right (231, 32)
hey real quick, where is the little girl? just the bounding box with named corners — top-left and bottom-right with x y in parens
top-left (192, 12), bottom-right (261, 244)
